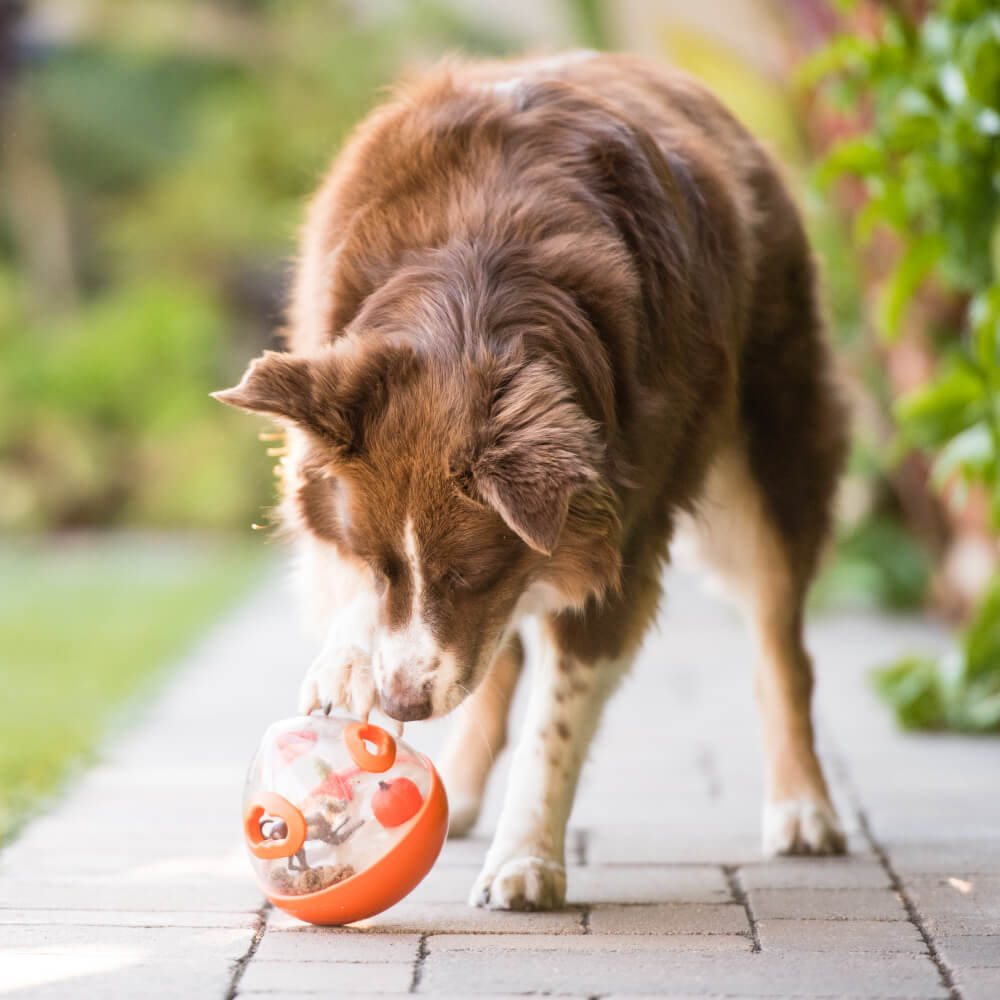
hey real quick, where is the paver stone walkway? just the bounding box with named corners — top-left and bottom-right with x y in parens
top-left (2, 567), bottom-right (998, 999)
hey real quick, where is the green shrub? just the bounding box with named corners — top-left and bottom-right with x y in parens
top-left (0, 277), bottom-right (269, 528)
top-left (811, 0), bottom-right (1000, 731)
top-left (0, 1), bottom-right (512, 532)
top-left (875, 573), bottom-right (1000, 731)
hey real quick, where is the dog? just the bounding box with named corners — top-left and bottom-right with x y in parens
top-left (214, 51), bottom-right (848, 910)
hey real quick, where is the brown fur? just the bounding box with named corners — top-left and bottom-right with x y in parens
top-left (217, 52), bottom-right (845, 664)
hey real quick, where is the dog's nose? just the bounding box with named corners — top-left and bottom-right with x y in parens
top-left (379, 670), bottom-right (433, 722)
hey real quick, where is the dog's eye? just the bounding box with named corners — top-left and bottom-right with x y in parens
top-left (372, 556), bottom-right (402, 595)
top-left (443, 565), bottom-right (502, 594)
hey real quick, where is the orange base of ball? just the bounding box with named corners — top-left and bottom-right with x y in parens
top-left (254, 756), bottom-right (449, 926)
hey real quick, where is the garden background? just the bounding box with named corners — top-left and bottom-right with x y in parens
top-left (2, 0), bottom-right (997, 845)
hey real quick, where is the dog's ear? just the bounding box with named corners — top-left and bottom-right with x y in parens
top-left (213, 344), bottom-right (421, 454)
top-left (472, 363), bottom-right (603, 556)
top-left (212, 351), bottom-right (315, 424)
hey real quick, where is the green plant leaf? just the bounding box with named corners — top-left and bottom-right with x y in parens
top-left (963, 572), bottom-right (1000, 679)
top-left (978, 107), bottom-right (1000, 136)
top-left (930, 421), bottom-right (995, 489)
top-left (894, 363), bottom-right (985, 447)
top-left (939, 63), bottom-right (968, 105)
top-left (816, 136), bottom-right (885, 189)
top-left (877, 233), bottom-right (946, 339)
top-left (872, 657), bottom-right (945, 729)
top-left (795, 31), bottom-right (875, 90)
top-left (811, 0), bottom-right (1000, 736)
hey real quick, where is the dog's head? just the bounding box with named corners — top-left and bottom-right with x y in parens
top-left (215, 329), bottom-right (621, 720)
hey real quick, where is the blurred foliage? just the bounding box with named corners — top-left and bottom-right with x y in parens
top-left (663, 26), bottom-right (807, 166)
top-left (811, 513), bottom-right (931, 611)
top-left (3, 0), bottom-right (989, 656)
top-left (875, 573), bottom-right (1000, 731)
top-left (0, 0), bottom-right (511, 531)
top-left (0, 278), bottom-right (254, 527)
top-left (809, 0), bottom-right (1000, 730)
top-left (564, 0), bottom-right (616, 50)
top-left (663, 19), bottom-right (933, 611)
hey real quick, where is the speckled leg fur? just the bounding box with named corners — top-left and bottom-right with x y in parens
top-left (472, 617), bottom-right (629, 910)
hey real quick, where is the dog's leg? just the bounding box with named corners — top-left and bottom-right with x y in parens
top-left (751, 595), bottom-right (845, 855)
top-left (678, 443), bottom-right (845, 855)
top-left (296, 541), bottom-right (380, 718)
top-left (440, 634), bottom-right (524, 838)
top-left (471, 597), bottom-right (646, 910)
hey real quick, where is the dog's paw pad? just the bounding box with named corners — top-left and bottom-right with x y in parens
top-left (470, 857), bottom-right (566, 911)
top-left (763, 798), bottom-right (846, 856)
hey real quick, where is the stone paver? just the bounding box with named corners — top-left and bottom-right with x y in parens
top-left (0, 924), bottom-right (250, 956)
top-left (426, 933), bottom-right (753, 953)
top-left (2, 566), bottom-right (998, 998)
top-left (253, 931), bottom-right (422, 963)
top-left (0, 876), bottom-right (263, 913)
top-left (890, 841), bottom-right (1000, 875)
top-left (0, 909), bottom-right (261, 929)
top-left (239, 960), bottom-right (414, 993)
top-left (565, 865), bottom-right (731, 903)
top-left (0, 923), bottom-right (252, 999)
top-left (587, 902), bottom-right (749, 935)
top-left (740, 858), bottom-right (891, 890)
top-left (418, 950), bottom-right (945, 996)
top-left (747, 887), bottom-right (908, 921)
top-left (756, 918), bottom-right (926, 952)
top-left (253, 996), bottom-right (586, 1000)
top-left (936, 936), bottom-right (1000, 968)
top-left (952, 967), bottom-right (1000, 1000)
top-left (349, 902), bottom-right (585, 936)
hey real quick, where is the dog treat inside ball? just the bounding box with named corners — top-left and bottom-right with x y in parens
top-left (242, 715), bottom-right (448, 925)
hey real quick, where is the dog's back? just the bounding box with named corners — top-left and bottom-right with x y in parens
top-left (289, 51), bottom-right (843, 582)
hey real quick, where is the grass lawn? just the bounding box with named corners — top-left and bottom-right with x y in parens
top-left (0, 533), bottom-right (272, 844)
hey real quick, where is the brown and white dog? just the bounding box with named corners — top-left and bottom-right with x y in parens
top-left (215, 52), bottom-right (848, 910)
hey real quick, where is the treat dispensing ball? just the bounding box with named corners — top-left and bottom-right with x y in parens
top-left (242, 716), bottom-right (448, 925)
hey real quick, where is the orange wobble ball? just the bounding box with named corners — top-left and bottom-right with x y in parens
top-left (242, 716), bottom-right (448, 925)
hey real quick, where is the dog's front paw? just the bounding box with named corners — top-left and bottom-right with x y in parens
top-left (470, 857), bottom-right (566, 911)
top-left (298, 644), bottom-right (376, 718)
top-left (763, 798), bottom-right (847, 856)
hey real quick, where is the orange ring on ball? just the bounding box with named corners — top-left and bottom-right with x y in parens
top-left (244, 791), bottom-right (307, 859)
top-left (343, 722), bottom-right (397, 772)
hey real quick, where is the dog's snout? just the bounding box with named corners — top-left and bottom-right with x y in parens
top-left (380, 668), bottom-right (433, 722)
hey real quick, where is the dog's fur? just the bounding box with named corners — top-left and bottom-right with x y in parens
top-left (216, 52), bottom-right (848, 909)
